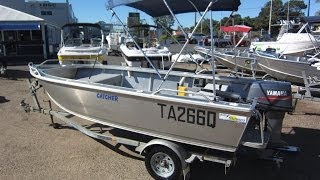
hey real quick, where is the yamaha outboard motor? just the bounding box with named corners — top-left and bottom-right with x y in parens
top-left (247, 80), bottom-right (292, 147)
top-left (247, 81), bottom-right (292, 111)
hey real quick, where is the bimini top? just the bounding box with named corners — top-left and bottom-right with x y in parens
top-left (220, 25), bottom-right (252, 33)
top-left (62, 23), bottom-right (102, 29)
top-left (106, 0), bottom-right (241, 17)
top-left (300, 16), bottom-right (320, 24)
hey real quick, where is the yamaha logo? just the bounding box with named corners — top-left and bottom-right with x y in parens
top-left (266, 90), bottom-right (288, 96)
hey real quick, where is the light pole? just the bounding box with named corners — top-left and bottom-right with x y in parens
top-left (308, 0), bottom-right (311, 16)
top-left (287, 0), bottom-right (290, 22)
top-left (66, 0), bottom-right (70, 23)
top-left (268, 0), bottom-right (273, 37)
top-left (286, 0), bottom-right (290, 33)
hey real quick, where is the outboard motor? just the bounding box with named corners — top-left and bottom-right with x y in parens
top-left (247, 80), bottom-right (293, 147)
top-left (247, 81), bottom-right (292, 111)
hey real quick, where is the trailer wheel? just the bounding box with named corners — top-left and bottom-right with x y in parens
top-left (220, 42), bottom-right (227, 48)
top-left (145, 146), bottom-right (182, 180)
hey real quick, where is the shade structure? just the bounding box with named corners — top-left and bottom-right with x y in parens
top-left (0, 23), bottom-right (41, 30)
top-left (300, 16), bottom-right (320, 24)
top-left (107, 0), bottom-right (241, 17)
top-left (220, 25), bottom-right (252, 33)
top-left (0, 5), bottom-right (44, 22)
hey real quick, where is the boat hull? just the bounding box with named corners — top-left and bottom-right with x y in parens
top-left (214, 52), bottom-right (264, 74)
top-left (194, 47), bottom-right (263, 74)
top-left (256, 53), bottom-right (319, 84)
top-left (122, 52), bottom-right (172, 69)
top-left (120, 44), bottom-right (172, 68)
top-left (38, 75), bottom-right (252, 152)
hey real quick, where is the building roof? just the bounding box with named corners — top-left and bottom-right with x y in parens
top-left (0, 5), bottom-right (44, 22)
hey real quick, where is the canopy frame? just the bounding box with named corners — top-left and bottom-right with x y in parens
top-left (107, 0), bottom-right (241, 99)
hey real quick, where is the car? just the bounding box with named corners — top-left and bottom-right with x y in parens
top-left (188, 33), bottom-right (206, 44)
top-left (173, 34), bottom-right (186, 43)
top-left (204, 35), bottom-right (218, 46)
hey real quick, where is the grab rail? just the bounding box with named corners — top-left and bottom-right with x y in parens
top-left (28, 62), bottom-right (41, 76)
top-left (152, 88), bottom-right (213, 102)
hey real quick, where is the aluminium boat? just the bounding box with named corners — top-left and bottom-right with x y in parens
top-left (27, 0), bottom-right (298, 179)
top-left (255, 51), bottom-right (320, 85)
top-left (29, 60), bottom-right (293, 152)
top-left (195, 46), bottom-right (264, 74)
top-left (57, 23), bottom-right (107, 65)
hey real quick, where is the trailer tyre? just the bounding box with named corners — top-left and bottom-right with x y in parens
top-left (220, 42), bottom-right (227, 48)
top-left (145, 146), bottom-right (182, 180)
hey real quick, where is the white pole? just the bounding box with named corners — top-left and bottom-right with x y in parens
top-left (287, 0), bottom-right (290, 33)
top-left (210, 11), bottom-right (216, 100)
top-left (287, 0), bottom-right (290, 22)
top-left (268, 0), bottom-right (273, 37)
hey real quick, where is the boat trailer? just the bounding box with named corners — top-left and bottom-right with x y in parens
top-left (20, 78), bottom-right (300, 179)
top-left (292, 71), bottom-right (320, 112)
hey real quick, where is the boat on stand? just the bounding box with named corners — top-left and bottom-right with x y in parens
top-left (255, 51), bottom-right (320, 99)
top-left (57, 23), bottom-right (108, 65)
top-left (196, 25), bottom-right (264, 77)
top-left (255, 51), bottom-right (320, 84)
top-left (195, 46), bottom-right (264, 76)
top-left (23, 0), bottom-right (299, 179)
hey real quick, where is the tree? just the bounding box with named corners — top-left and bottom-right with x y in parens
top-left (316, 0), bottom-right (320, 15)
top-left (282, 0), bottom-right (307, 21)
top-left (252, 0), bottom-right (306, 37)
top-left (253, 0), bottom-right (283, 34)
top-left (242, 16), bottom-right (256, 29)
top-left (189, 18), bottom-right (219, 35)
top-left (153, 15), bottom-right (175, 30)
top-left (153, 15), bottom-right (175, 43)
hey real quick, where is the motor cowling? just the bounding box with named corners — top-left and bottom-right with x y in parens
top-left (246, 81), bottom-right (293, 112)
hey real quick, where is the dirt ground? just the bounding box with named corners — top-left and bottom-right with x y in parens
top-left (0, 57), bottom-right (319, 180)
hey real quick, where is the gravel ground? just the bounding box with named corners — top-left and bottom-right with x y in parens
top-left (0, 52), bottom-right (319, 179)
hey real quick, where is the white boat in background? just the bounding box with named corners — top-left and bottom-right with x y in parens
top-left (106, 32), bottom-right (125, 53)
top-left (58, 23), bottom-right (107, 65)
top-left (250, 17), bottom-right (320, 56)
top-left (120, 41), bottom-right (172, 69)
top-left (171, 53), bottom-right (205, 63)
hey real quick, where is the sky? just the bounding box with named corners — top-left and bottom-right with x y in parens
top-left (51, 0), bottom-right (320, 27)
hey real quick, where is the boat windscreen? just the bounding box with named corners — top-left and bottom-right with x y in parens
top-left (62, 25), bottom-right (102, 47)
top-left (106, 0), bottom-right (241, 17)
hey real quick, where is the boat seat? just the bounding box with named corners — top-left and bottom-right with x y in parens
top-left (77, 73), bottom-right (122, 86)
top-left (201, 83), bottom-right (243, 102)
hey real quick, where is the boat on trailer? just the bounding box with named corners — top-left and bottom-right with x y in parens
top-left (25, 0), bottom-right (299, 179)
